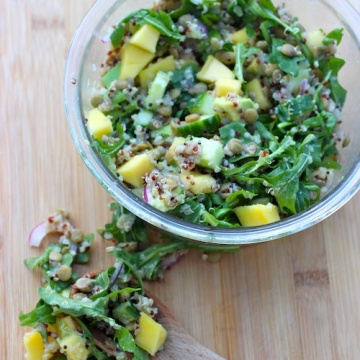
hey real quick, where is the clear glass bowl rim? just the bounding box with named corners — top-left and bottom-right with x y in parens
top-left (64, 0), bottom-right (360, 245)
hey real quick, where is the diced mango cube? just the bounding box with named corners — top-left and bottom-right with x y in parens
top-left (306, 29), bottom-right (326, 57)
top-left (215, 78), bottom-right (243, 97)
top-left (246, 78), bottom-right (272, 111)
top-left (165, 136), bottom-right (186, 164)
top-left (117, 153), bottom-right (155, 187)
top-left (232, 28), bottom-right (249, 44)
top-left (197, 55), bottom-right (235, 83)
top-left (129, 24), bottom-right (160, 53)
top-left (58, 333), bottom-right (90, 360)
top-left (46, 323), bottom-right (59, 343)
top-left (234, 203), bottom-right (280, 227)
top-left (179, 171), bottom-right (217, 194)
top-left (24, 331), bottom-right (44, 360)
top-left (135, 312), bottom-right (167, 356)
top-left (87, 108), bottom-right (113, 140)
top-left (139, 55), bottom-right (176, 88)
top-left (119, 43), bottom-right (155, 80)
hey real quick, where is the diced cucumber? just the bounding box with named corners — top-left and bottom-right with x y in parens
top-left (132, 109), bottom-right (154, 127)
top-left (167, 136), bottom-right (224, 170)
top-left (176, 114), bottom-right (221, 137)
top-left (112, 301), bottom-right (139, 324)
top-left (276, 94), bottom-right (316, 122)
top-left (197, 137), bottom-right (225, 169)
top-left (188, 92), bottom-right (215, 115)
top-left (111, 91), bottom-right (126, 105)
top-left (151, 124), bottom-right (171, 138)
top-left (101, 62), bottom-right (121, 88)
top-left (145, 71), bottom-right (171, 109)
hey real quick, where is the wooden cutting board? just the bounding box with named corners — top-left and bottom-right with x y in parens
top-left (1, 1), bottom-right (360, 359)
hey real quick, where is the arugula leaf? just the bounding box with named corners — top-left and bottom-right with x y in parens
top-left (265, 153), bottom-right (312, 213)
top-left (276, 94), bottom-right (316, 122)
top-left (110, 24), bottom-right (125, 48)
top-left (269, 38), bottom-right (305, 76)
top-left (74, 318), bottom-right (110, 360)
top-left (19, 300), bottom-right (56, 327)
top-left (234, 43), bottom-right (260, 83)
top-left (110, 9), bottom-right (182, 48)
top-left (24, 243), bottom-right (57, 271)
top-left (323, 28), bottom-right (343, 45)
top-left (115, 327), bottom-right (137, 353)
top-left (38, 287), bottom-right (120, 328)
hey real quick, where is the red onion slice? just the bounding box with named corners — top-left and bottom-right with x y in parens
top-left (28, 222), bottom-right (48, 247)
top-left (300, 79), bottom-right (307, 95)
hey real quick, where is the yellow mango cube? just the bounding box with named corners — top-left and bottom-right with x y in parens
top-left (179, 171), bottom-right (217, 194)
top-left (117, 153), bottom-right (155, 187)
top-left (119, 43), bottom-right (155, 80)
top-left (232, 28), bottom-right (249, 44)
top-left (234, 203), bottom-right (280, 227)
top-left (306, 29), bottom-right (326, 57)
top-left (139, 55), bottom-right (176, 88)
top-left (197, 55), bottom-right (235, 83)
top-left (87, 108), bottom-right (113, 140)
top-left (215, 78), bottom-right (243, 97)
top-left (129, 24), bottom-right (160, 53)
top-left (135, 312), bottom-right (167, 356)
top-left (58, 333), bottom-right (90, 360)
top-left (165, 136), bottom-right (185, 164)
top-left (247, 78), bottom-right (272, 111)
top-left (23, 331), bottom-right (44, 360)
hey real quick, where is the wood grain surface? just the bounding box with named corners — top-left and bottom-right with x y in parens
top-left (1, 1), bottom-right (360, 359)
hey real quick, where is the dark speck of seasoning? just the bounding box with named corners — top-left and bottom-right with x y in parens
top-left (70, 78), bottom-right (77, 85)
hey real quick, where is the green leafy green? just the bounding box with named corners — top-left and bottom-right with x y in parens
top-left (19, 301), bottom-right (56, 327)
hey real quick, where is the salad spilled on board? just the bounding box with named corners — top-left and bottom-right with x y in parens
top-left (87, 0), bottom-right (347, 228)
top-left (20, 205), bottom-right (239, 359)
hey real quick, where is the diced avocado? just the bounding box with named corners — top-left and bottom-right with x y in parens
top-left (58, 333), bottom-right (90, 360)
top-left (132, 109), bottom-right (154, 127)
top-left (276, 94), bottom-right (316, 122)
top-left (197, 55), bottom-right (235, 83)
top-left (165, 136), bottom-right (186, 164)
top-left (139, 55), bottom-right (176, 88)
top-left (246, 57), bottom-right (265, 76)
top-left (179, 171), bottom-right (217, 194)
top-left (176, 114), bottom-right (221, 137)
top-left (129, 24), bottom-right (160, 53)
top-left (197, 137), bottom-right (224, 169)
top-left (232, 28), bottom-right (249, 44)
top-left (246, 78), bottom-right (272, 111)
top-left (101, 62), bottom-right (121, 88)
top-left (119, 43), bottom-right (155, 80)
top-left (188, 92), bottom-right (215, 115)
top-left (117, 153), bottom-right (155, 187)
top-left (87, 108), bottom-right (113, 140)
top-left (23, 331), bottom-right (44, 360)
top-left (135, 312), bottom-right (168, 356)
top-left (145, 71), bottom-right (171, 109)
top-left (214, 94), bottom-right (257, 121)
top-left (306, 29), bottom-right (326, 57)
top-left (234, 203), bottom-right (280, 227)
top-left (215, 78), bottom-right (243, 97)
top-left (112, 301), bottom-right (139, 324)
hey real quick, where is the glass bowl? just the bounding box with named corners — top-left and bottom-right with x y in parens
top-left (64, 0), bottom-right (360, 245)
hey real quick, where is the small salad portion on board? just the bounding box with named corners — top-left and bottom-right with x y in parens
top-left (20, 205), bottom-right (239, 360)
top-left (88, 0), bottom-right (348, 228)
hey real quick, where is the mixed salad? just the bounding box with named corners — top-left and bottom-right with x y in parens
top-left (87, 0), bottom-right (348, 228)
top-left (20, 204), bottom-right (239, 359)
